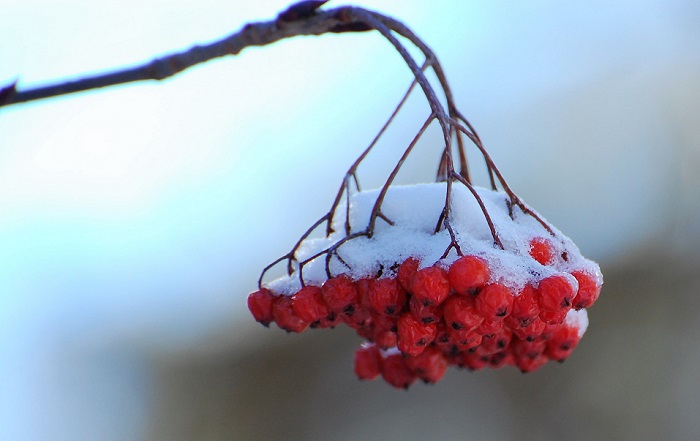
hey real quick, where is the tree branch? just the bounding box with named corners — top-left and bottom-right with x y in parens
top-left (0, 1), bottom-right (379, 108)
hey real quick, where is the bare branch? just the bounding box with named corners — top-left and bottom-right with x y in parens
top-left (0, 3), bottom-right (375, 108)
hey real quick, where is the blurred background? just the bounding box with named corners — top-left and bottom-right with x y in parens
top-left (1, 0), bottom-right (699, 440)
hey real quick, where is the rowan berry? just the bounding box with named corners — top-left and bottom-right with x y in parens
top-left (480, 329), bottom-right (512, 354)
top-left (510, 316), bottom-right (546, 341)
top-left (409, 295), bottom-right (442, 324)
top-left (509, 284), bottom-right (540, 327)
top-left (368, 277), bottom-right (407, 317)
top-left (546, 325), bottom-right (581, 361)
top-left (291, 286), bottom-right (328, 323)
top-left (456, 347), bottom-right (490, 371)
top-left (412, 266), bottom-right (451, 306)
top-left (571, 270), bottom-right (601, 309)
top-left (405, 347), bottom-right (448, 384)
top-left (355, 278), bottom-right (375, 310)
top-left (474, 283), bottom-right (514, 321)
top-left (540, 308), bottom-right (570, 325)
top-left (271, 296), bottom-right (309, 333)
top-left (322, 275), bottom-right (358, 315)
top-left (448, 255), bottom-right (490, 295)
top-left (381, 353), bottom-right (417, 389)
top-left (354, 344), bottom-right (382, 380)
top-left (514, 354), bottom-right (548, 373)
top-left (488, 350), bottom-right (513, 368)
top-left (397, 257), bottom-right (420, 292)
top-left (443, 295), bottom-right (483, 332)
top-left (529, 237), bottom-right (554, 265)
top-left (538, 274), bottom-right (577, 313)
top-left (397, 313), bottom-right (437, 356)
top-left (475, 319), bottom-right (503, 336)
top-left (247, 288), bottom-right (277, 327)
top-left (374, 330), bottom-right (398, 349)
top-left (448, 328), bottom-right (483, 351)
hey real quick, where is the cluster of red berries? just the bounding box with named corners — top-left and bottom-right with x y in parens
top-left (248, 237), bottom-right (601, 389)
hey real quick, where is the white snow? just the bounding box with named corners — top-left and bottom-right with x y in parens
top-left (565, 308), bottom-right (590, 337)
top-left (266, 182), bottom-right (602, 298)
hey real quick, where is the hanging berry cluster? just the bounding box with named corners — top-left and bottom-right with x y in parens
top-left (245, 5), bottom-right (602, 389)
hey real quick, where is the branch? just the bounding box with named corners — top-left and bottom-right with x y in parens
top-left (0, 1), bottom-right (380, 108)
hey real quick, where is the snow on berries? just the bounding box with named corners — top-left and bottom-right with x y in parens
top-left (248, 183), bottom-right (602, 389)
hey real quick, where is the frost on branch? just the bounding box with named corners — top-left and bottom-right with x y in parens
top-left (246, 3), bottom-right (602, 389)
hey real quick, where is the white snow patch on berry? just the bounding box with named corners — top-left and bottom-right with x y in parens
top-left (565, 309), bottom-right (589, 337)
top-left (266, 183), bottom-right (601, 296)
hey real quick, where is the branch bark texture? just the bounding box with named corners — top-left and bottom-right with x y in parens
top-left (0, 1), bottom-right (382, 107)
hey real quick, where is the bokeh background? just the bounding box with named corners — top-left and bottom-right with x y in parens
top-left (1, 1), bottom-right (699, 440)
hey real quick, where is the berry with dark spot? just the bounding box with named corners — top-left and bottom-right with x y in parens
top-left (405, 347), bottom-right (448, 384)
top-left (509, 284), bottom-right (540, 327)
top-left (571, 270), bottom-right (602, 309)
top-left (443, 295), bottom-right (483, 332)
top-left (538, 274), bottom-right (577, 314)
top-left (409, 295), bottom-right (442, 324)
top-left (474, 283), bottom-right (514, 321)
top-left (412, 266), bottom-right (451, 306)
top-left (368, 277), bottom-right (407, 317)
top-left (397, 313), bottom-right (437, 356)
top-left (546, 325), bottom-right (581, 361)
top-left (381, 353), bottom-right (417, 389)
top-left (322, 275), bottom-right (358, 315)
top-left (448, 255), bottom-right (490, 295)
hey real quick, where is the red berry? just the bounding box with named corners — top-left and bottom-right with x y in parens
top-left (456, 347), bottom-right (490, 371)
top-left (409, 295), bottom-right (442, 324)
top-left (474, 283), bottom-right (514, 321)
top-left (341, 307), bottom-right (372, 329)
top-left (368, 277), bottom-right (407, 317)
top-left (515, 354), bottom-right (548, 373)
top-left (571, 270), bottom-right (601, 309)
top-left (511, 317), bottom-right (546, 341)
top-left (322, 275), bottom-right (358, 315)
top-left (448, 328), bottom-right (483, 351)
top-left (538, 274), bottom-right (577, 313)
top-left (397, 313), bottom-right (437, 356)
top-left (374, 330), bottom-right (398, 350)
top-left (540, 308), bottom-right (570, 325)
top-left (442, 296), bottom-right (483, 332)
top-left (381, 353), bottom-right (417, 389)
top-left (480, 329), bottom-right (512, 354)
top-left (354, 345), bottom-right (382, 380)
top-left (355, 278), bottom-right (374, 310)
top-left (509, 284), bottom-right (540, 327)
top-left (291, 286), bottom-right (328, 323)
top-left (312, 312), bottom-right (342, 329)
top-left (397, 258), bottom-right (420, 292)
top-left (433, 321), bottom-right (454, 348)
top-left (271, 296), bottom-right (309, 333)
top-left (475, 319), bottom-right (503, 336)
top-left (488, 350), bottom-right (513, 368)
top-left (247, 288), bottom-right (277, 326)
top-left (529, 237), bottom-right (554, 265)
top-left (405, 347), bottom-right (448, 384)
top-left (448, 255), bottom-right (490, 295)
top-left (546, 325), bottom-right (581, 361)
top-left (511, 337), bottom-right (547, 360)
top-left (412, 266), bottom-right (451, 306)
